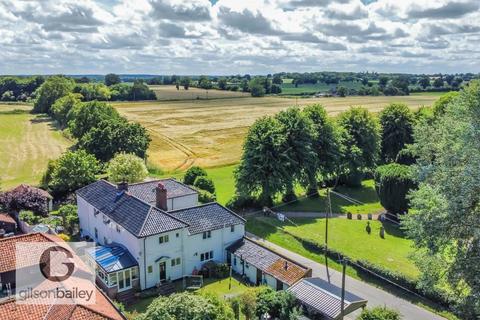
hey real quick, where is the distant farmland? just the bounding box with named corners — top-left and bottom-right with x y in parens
top-left (113, 94), bottom-right (439, 172)
top-left (0, 104), bottom-right (71, 188)
top-left (280, 80), bottom-right (363, 95)
top-left (149, 85), bottom-right (250, 100)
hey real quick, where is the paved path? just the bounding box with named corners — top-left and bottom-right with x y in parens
top-left (246, 232), bottom-right (445, 320)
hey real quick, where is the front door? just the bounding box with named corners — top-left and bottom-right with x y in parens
top-left (118, 269), bottom-right (132, 292)
top-left (256, 269), bottom-right (262, 285)
top-left (159, 262), bottom-right (166, 282)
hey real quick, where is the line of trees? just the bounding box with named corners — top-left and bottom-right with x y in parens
top-left (0, 76), bottom-right (44, 102)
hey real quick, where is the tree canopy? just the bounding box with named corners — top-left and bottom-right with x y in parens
top-left (402, 81), bottom-right (480, 318)
top-left (104, 73), bottom-right (121, 86)
top-left (51, 93), bottom-right (82, 128)
top-left (337, 107), bottom-right (380, 186)
top-left (33, 76), bottom-right (75, 114)
top-left (107, 153), bottom-right (148, 183)
top-left (68, 101), bottom-right (120, 139)
top-left (379, 103), bottom-right (415, 163)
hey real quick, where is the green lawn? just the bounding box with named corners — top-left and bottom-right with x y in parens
top-left (280, 180), bottom-right (383, 215)
top-left (246, 216), bottom-right (419, 280)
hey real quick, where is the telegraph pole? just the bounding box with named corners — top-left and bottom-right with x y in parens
top-left (340, 258), bottom-right (347, 320)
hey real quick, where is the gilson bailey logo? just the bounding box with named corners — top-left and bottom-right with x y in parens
top-left (15, 241), bottom-right (96, 305)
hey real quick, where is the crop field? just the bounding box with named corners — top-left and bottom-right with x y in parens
top-left (149, 85), bottom-right (250, 100)
top-left (0, 104), bottom-right (71, 188)
top-left (113, 94), bottom-right (439, 172)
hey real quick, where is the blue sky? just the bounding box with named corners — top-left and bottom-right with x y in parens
top-left (0, 0), bottom-right (478, 75)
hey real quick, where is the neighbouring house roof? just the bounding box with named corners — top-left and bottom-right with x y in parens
top-left (169, 202), bottom-right (246, 235)
top-left (128, 179), bottom-right (197, 205)
top-left (76, 180), bottom-right (187, 238)
top-left (0, 233), bottom-right (125, 320)
top-left (227, 237), bottom-right (311, 286)
top-left (87, 245), bottom-right (137, 273)
top-left (0, 213), bottom-right (16, 225)
top-left (287, 277), bottom-right (367, 320)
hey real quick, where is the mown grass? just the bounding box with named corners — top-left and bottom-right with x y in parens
top-left (0, 105), bottom-right (71, 188)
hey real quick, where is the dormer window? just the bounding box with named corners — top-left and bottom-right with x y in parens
top-left (94, 209), bottom-right (100, 217)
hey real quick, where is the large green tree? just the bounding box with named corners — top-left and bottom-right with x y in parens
top-left (104, 73), bottom-right (121, 86)
top-left (43, 150), bottom-right (99, 196)
top-left (275, 107), bottom-right (316, 201)
top-left (51, 93), bottom-right (82, 128)
top-left (68, 101), bottom-right (120, 139)
top-left (432, 91), bottom-right (459, 117)
top-left (79, 118), bottom-right (150, 162)
top-left (107, 153), bottom-right (148, 183)
top-left (303, 104), bottom-right (342, 193)
top-left (338, 107), bottom-right (380, 186)
top-left (402, 81), bottom-right (480, 318)
top-left (33, 76), bottom-right (75, 114)
top-left (379, 103), bottom-right (415, 163)
top-left (235, 116), bottom-right (289, 206)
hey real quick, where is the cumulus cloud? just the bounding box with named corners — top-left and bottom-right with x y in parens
top-left (0, 0), bottom-right (478, 74)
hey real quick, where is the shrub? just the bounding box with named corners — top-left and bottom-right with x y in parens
top-left (57, 233), bottom-right (71, 242)
top-left (357, 306), bottom-right (401, 320)
top-left (183, 166), bottom-right (207, 185)
top-left (194, 176), bottom-right (215, 194)
top-left (374, 164), bottom-right (416, 215)
top-left (107, 153), bottom-right (148, 183)
top-left (226, 194), bottom-right (262, 210)
top-left (197, 189), bottom-right (216, 203)
top-left (214, 263), bottom-right (230, 278)
top-left (19, 210), bottom-right (39, 225)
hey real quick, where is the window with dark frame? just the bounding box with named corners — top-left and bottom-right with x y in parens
top-left (202, 231), bottom-right (212, 239)
top-left (230, 225), bottom-right (235, 232)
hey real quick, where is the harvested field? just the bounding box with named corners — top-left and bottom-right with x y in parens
top-left (149, 85), bottom-right (250, 100)
top-left (113, 94), bottom-right (438, 172)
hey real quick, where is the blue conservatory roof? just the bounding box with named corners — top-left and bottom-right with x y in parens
top-left (87, 245), bottom-right (138, 273)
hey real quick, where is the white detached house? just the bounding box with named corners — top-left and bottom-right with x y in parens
top-left (76, 179), bottom-right (245, 300)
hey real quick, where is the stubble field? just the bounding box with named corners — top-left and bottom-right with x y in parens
top-left (150, 85), bottom-right (250, 100)
top-left (112, 94), bottom-right (439, 172)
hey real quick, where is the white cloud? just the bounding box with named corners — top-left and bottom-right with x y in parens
top-left (0, 0), bottom-right (478, 74)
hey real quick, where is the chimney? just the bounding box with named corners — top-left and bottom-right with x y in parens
top-left (156, 183), bottom-right (168, 211)
top-left (284, 261), bottom-right (289, 270)
top-left (117, 182), bottom-right (128, 192)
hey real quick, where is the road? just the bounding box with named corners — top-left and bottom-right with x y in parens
top-left (246, 232), bottom-right (445, 320)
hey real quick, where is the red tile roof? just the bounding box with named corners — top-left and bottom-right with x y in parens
top-left (0, 214), bottom-right (16, 225)
top-left (0, 233), bottom-right (125, 320)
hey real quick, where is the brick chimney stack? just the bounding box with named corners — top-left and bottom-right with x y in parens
top-left (117, 182), bottom-right (128, 192)
top-left (156, 183), bottom-right (168, 211)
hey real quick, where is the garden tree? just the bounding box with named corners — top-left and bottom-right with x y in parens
top-left (73, 83), bottom-right (111, 101)
top-left (33, 76), bottom-right (75, 114)
top-left (42, 150), bottom-right (99, 196)
top-left (432, 91), bottom-right (459, 117)
top-left (193, 176), bottom-right (215, 194)
top-left (181, 77), bottom-right (191, 90)
top-left (374, 164), bottom-right (416, 215)
top-left (379, 103), bottom-right (415, 163)
top-left (433, 77), bottom-right (444, 88)
top-left (107, 153), bottom-right (148, 183)
top-left (418, 76), bottom-right (430, 89)
top-left (255, 288), bottom-right (301, 320)
top-left (402, 81), bottom-right (480, 319)
top-left (218, 78), bottom-right (227, 90)
top-left (137, 292), bottom-right (234, 320)
top-left (0, 186), bottom-right (49, 216)
top-left (51, 93), bottom-right (83, 128)
top-left (235, 116), bottom-right (289, 206)
top-left (109, 83), bottom-right (131, 100)
top-left (130, 80), bottom-right (157, 100)
top-left (104, 73), bottom-right (121, 86)
top-left (357, 306), bottom-right (401, 320)
top-left (302, 104), bottom-right (342, 194)
top-left (68, 101), bottom-right (120, 139)
top-left (79, 118), bottom-right (151, 162)
top-left (337, 86), bottom-right (347, 97)
top-left (53, 204), bottom-right (79, 234)
top-left (183, 166), bottom-right (207, 185)
top-left (338, 107), bottom-right (380, 187)
top-left (239, 289), bottom-right (258, 320)
top-left (275, 107), bottom-right (316, 201)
